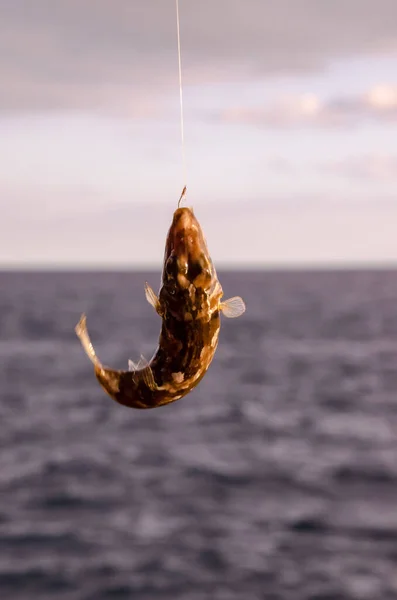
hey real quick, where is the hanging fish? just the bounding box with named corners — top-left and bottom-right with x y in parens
top-left (75, 194), bottom-right (245, 409)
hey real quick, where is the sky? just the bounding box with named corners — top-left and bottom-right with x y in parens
top-left (1, 0), bottom-right (397, 268)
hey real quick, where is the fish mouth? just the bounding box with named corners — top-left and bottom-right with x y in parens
top-left (163, 207), bottom-right (214, 288)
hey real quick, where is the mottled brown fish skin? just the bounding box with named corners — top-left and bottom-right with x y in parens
top-left (95, 207), bottom-right (224, 409)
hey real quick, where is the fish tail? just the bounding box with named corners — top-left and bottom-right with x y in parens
top-left (75, 314), bottom-right (101, 367)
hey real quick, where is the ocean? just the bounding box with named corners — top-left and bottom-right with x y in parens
top-left (0, 270), bottom-right (396, 600)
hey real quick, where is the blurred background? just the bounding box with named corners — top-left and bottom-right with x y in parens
top-left (1, 1), bottom-right (397, 599)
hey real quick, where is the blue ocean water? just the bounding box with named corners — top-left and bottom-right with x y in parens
top-left (0, 270), bottom-right (397, 600)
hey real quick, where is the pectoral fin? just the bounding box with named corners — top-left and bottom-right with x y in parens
top-left (220, 296), bottom-right (246, 318)
top-left (144, 282), bottom-right (162, 315)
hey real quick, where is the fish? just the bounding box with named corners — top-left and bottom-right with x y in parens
top-left (75, 195), bottom-right (245, 409)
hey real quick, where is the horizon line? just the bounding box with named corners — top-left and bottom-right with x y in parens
top-left (0, 262), bottom-right (396, 273)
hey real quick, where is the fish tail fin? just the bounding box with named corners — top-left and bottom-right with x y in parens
top-left (75, 314), bottom-right (101, 367)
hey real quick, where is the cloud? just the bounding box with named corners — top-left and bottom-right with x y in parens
top-left (262, 151), bottom-right (397, 185)
top-left (220, 84), bottom-right (397, 128)
top-left (326, 153), bottom-right (397, 182)
top-left (2, 196), bottom-right (397, 267)
top-left (1, 0), bottom-right (397, 112)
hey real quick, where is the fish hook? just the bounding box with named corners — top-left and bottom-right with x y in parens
top-left (178, 186), bottom-right (187, 208)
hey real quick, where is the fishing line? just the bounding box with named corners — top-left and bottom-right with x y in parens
top-left (175, 0), bottom-right (187, 198)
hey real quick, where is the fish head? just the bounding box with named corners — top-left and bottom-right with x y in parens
top-left (162, 207), bottom-right (217, 295)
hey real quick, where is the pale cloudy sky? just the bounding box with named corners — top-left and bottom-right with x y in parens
top-left (1, 0), bottom-right (397, 268)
